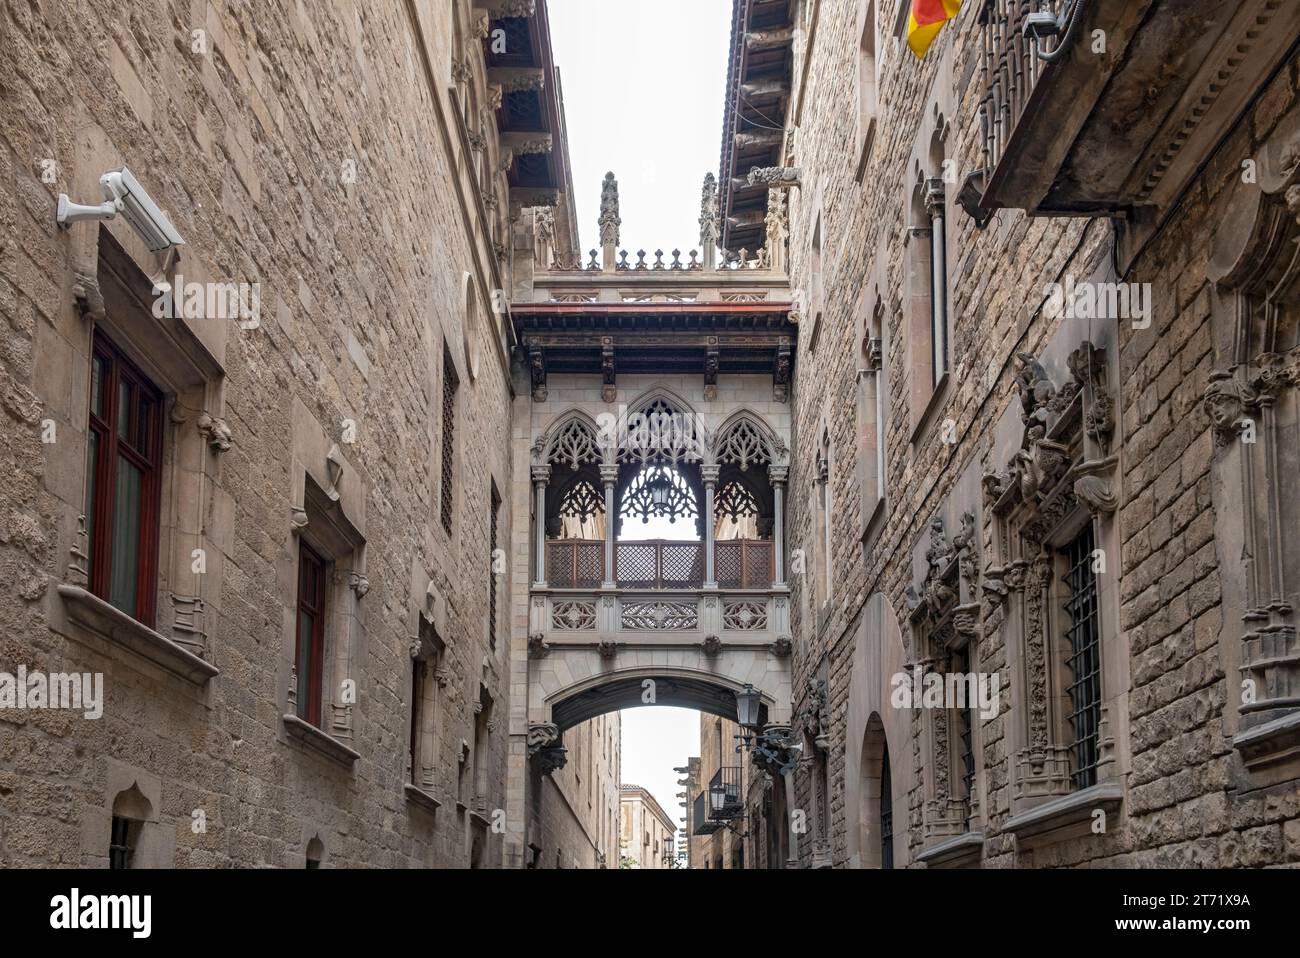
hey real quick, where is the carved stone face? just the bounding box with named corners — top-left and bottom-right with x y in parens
top-left (1203, 374), bottom-right (1247, 437)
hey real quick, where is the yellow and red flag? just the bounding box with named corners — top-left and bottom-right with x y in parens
top-left (907, 0), bottom-right (961, 58)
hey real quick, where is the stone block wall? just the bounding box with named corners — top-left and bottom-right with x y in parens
top-left (0, 0), bottom-right (518, 867)
top-left (781, 0), bottom-right (1300, 868)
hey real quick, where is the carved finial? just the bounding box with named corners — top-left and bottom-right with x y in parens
top-left (598, 172), bottom-right (620, 248)
top-left (699, 172), bottom-right (720, 247)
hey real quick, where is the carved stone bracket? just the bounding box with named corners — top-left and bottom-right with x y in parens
top-left (746, 166), bottom-right (802, 190)
top-left (527, 632), bottom-right (549, 658)
top-left (197, 413), bottom-right (233, 452)
top-left (1068, 454), bottom-right (1120, 518)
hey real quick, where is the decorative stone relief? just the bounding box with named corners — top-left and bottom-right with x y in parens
top-left (798, 677), bottom-right (829, 751)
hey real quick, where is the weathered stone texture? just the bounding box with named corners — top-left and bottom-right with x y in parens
top-left (0, 1), bottom-right (519, 867)
top-left (783, 0), bottom-right (1300, 868)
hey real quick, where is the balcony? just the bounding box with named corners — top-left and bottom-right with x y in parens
top-left (707, 767), bottom-right (744, 821)
top-left (976, 0), bottom-right (1300, 220)
top-left (545, 539), bottom-right (772, 590)
top-left (691, 768), bottom-right (745, 836)
top-left (693, 791), bottom-right (723, 835)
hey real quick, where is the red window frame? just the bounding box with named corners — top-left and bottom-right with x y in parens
top-left (86, 331), bottom-right (164, 627)
top-left (295, 542), bottom-right (327, 727)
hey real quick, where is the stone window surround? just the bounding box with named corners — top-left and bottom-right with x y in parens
top-left (282, 407), bottom-right (369, 771)
top-left (78, 759), bottom-right (174, 868)
top-left (1202, 116), bottom-right (1300, 775)
top-left (406, 618), bottom-right (446, 814)
top-left (56, 227), bottom-right (229, 683)
top-left (855, 250), bottom-right (890, 544)
top-left (908, 505), bottom-right (985, 855)
top-left (903, 56), bottom-right (956, 443)
top-left (854, 0), bottom-right (880, 183)
top-left (984, 328), bottom-right (1129, 835)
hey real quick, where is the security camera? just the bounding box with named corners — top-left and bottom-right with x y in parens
top-left (56, 166), bottom-right (185, 252)
top-left (1024, 10), bottom-right (1064, 40)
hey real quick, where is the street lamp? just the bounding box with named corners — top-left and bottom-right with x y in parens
top-left (735, 684), bottom-right (762, 730)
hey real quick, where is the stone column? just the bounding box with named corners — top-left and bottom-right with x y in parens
top-left (601, 464), bottom-right (618, 589)
top-left (532, 464), bottom-right (550, 588)
top-left (701, 464), bottom-right (719, 589)
top-left (770, 466), bottom-right (787, 587)
top-left (924, 176), bottom-right (948, 379)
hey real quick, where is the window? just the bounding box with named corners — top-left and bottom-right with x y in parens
top-left (440, 344), bottom-right (459, 535)
top-left (857, 294), bottom-right (887, 531)
top-left (305, 836), bottom-right (324, 869)
top-left (926, 176), bottom-right (949, 387)
top-left (85, 330), bottom-right (164, 625)
top-left (951, 644), bottom-right (975, 816)
top-left (488, 484), bottom-right (501, 649)
top-left (1062, 525), bottom-right (1102, 790)
top-left (409, 658), bottom-right (425, 783)
top-left (856, 0), bottom-right (878, 179)
top-left (294, 541), bottom-right (327, 728)
top-left (813, 429), bottom-right (832, 607)
top-left (108, 815), bottom-right (135, 870)
top-left (108, 782), bottom-right (153, 869)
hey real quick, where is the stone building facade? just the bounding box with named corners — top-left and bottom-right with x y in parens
top-left (6, 0), bottom-right (1299, 873)
top-left (618, 783), bottom-right (675, 868)
top-left (745, 0), bottom-right (1300, 867)
top-left (0, 0), bottom-right (618, 869)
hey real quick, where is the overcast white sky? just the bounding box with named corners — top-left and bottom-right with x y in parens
top-left (549, 0), bottom-right (734, 258)
top-left (547, 1), bottom-right (729, 846)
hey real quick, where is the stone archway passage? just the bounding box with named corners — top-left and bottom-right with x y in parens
top-left (551, 673), bottom-right (771, 731)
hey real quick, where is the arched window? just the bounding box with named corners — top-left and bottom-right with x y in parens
top-left (305, 835), bottom-right (324, 869)
top-left (109, 784), bottom-right (153, 870)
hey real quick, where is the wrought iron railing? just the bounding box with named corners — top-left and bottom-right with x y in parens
top-left (979, 0), bottom-right (1067, 184)
top-left (707, 766), bottom-right (744, 821)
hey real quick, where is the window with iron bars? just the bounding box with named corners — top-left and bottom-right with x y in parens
top-left (952, 644), bottom-right (975, 818)
top-left (109, 816), bottom-right (134, 869)
top-left (440, 346), bottom-right (458, 536)
top-left (488, 485), bottom-right (500, 650)
top-left (1062, 524), bottom-right (1102, 790)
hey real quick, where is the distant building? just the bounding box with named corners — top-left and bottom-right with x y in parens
top-left (619, 785), bottom-right (677, 869)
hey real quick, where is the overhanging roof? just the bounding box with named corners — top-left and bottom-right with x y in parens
top-left (719, 0), bottom-right (794, 253)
